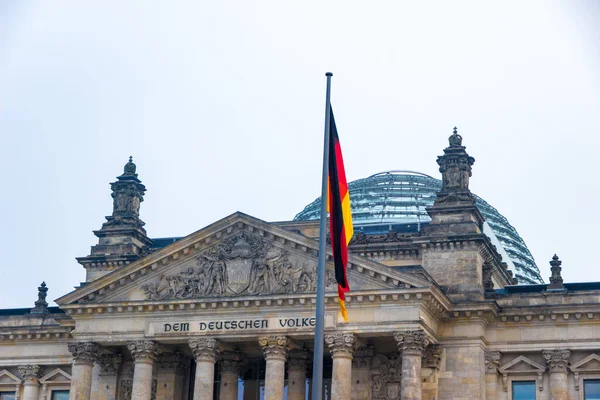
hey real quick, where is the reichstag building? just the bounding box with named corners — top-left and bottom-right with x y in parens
top-left (1, 130), bottom-right (599, 400)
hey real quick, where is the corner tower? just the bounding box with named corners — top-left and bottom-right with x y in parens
top-left (77, 157), bottom-right (153, 282)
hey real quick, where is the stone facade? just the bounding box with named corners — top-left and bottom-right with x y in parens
top-left (1, 131), bottom-right (599, 399)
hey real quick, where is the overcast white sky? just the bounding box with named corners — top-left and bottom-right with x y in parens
top-left (1, 1), bottom-right (599, 308)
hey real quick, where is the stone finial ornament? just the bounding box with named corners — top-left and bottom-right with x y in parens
top-left (448, 127), bottom-right (463, 146)
top-left (30, 281), bottom-right (49, 315)
top-left (547, 254), bottom-right (565, 290)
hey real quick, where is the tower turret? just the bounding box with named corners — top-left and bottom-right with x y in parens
top-left (77, 157), bottom-right (153, 282)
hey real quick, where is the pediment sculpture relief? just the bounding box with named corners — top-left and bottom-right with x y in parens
top-left (142, 233), bottom-right (335, 300)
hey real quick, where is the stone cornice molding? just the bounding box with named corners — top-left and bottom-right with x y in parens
top-left (288, 348), bottom-right (310, 372)
top-left (56, 213), bottom-right (432, 307)
top-left (352, 346), bottom-right (374, 369)
top-left (220, 350), bottom-right (245, 375)
top-left (423, 345), bottom-right (443, 369)
top-left (543, 349), bottom-right (571, 373)
top-left (484, 350), bottom-right (501, 374)
top-left (258, 335), bottom-right (289, 361)
top-left (96, 354), bottom-right (122, 376)
top-left (127, 340), bottom-right (162, 363)
top-left (17, 365), bottom-right (43, 383)
top-left (394, 330), bottom-right (429, 356)
top-left (68, 342), bottom-right (100, 365)
top-left (189, 338), bottom-right (220, 363)
top-left (325, 333), bottom-right (358, 359)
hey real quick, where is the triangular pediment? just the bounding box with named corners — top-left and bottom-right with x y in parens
top-left (572, 354), bottom-right (600, 372)
top-left (40, 368), bottom-right (71, 384)
top-left (499, 355), bottom-right (546, 374)
top-left (0, 369), bottom-right (21, 385)
top-left (57, 212), bottom-right (432, 306)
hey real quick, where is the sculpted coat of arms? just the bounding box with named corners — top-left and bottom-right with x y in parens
top-left (142, 232), bottom-right (334, 300)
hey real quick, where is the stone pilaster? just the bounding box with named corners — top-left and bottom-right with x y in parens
top-left (259, 336), bottom-right (289, 400)
top-left (69, 342), bottom-right (100, 400)
top-left (189, 338), bottom-right (220, 400)
top-left (543, 350), bottom-right (571, 400)
top-left (394, 330), bottom-right (429, 400)
top-left (18, 365), bottom-right (43, 400)
top-left (287, 349), bottom-right (310, 400)
top-left (220, 350), bottom-right (244, 400)
top-left (484, 351), bottom-right (501, 400)
top-left (351, 346), bottom-right (373, 400)
top-left (95, 354), bottom-right (122, 400)
top-left (326, 333), bottom-right (357, 400)
top-left (127, 340), bottom-right (161, 400)
top-left (421, 345), bottom-right (442, 400)
top-left (156, 353), bottom-right (187, 400)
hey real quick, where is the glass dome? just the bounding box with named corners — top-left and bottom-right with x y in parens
top-left (294, 171), bottom-right (543, 285)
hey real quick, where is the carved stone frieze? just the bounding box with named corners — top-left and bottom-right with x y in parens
top-left (394, 330), bottom-right (429, 356)
top-left (353, 346), bottom-right (374, 369)
top-left (127, 340), bottom-right (162, 363)
top-left (325, 333), bottom-right (358, 359)
top-left (68, 342), bottom-right (100, 365)
top-left (18, 365), bottom-right (43, 382)
top-left (543, 349), bottom-right (571, 372)
top-left (189, 338), bottom-right (220, 363)
top-left (422, 345), bottom-right (443, 369)
top-left (97, 354), bottom-right (122, 376)
top-left (371, 353), bottom-right (402, 400)
top-left (288, 348), bottom-right (310, 372)
top-left (142, 232), bottom-right (334, 300)
top-left (259, 336), bottom-right (289, 361)
top-left (484, 351), bottom-right (501, 374)
top-left (220, 350), bottom-right (245, 374)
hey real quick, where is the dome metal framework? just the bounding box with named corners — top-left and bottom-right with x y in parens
top-left (294, 171), bottom-right (543, 285)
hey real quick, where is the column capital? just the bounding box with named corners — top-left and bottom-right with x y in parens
top-left (96, 354), bottom-right (122, 376)
top-left (325, 333), bottom-right (358, 359)
top-left (258, 336), bottom-right (289, 362)
top-left (352, 346), bottom-right (374, 369)
top-left (288, 348), bottom-right (310, 372)
top-left (159, 352), bottom-right (188, 375)
top-left (543, 349), bottom-right (571, 373)
top-left (221, 350), bottom-right (245, 375)
top-left (127, 340), bottom-right (162, 363)
top-left (394, 330), bottom-right (429, 356)
top-left (423, 345), bottom-right (443, 369)
top-left (484, 350), bottom-right (501, 374)
top-left (189, 338), bottom-right (220, 363)
top-left (18, 365), bottom-right (44, 383)
top-left (68, 342), bottom-right (101, 365)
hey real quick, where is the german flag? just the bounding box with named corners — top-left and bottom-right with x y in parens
top-left (327, 108), bottom-right (353, 322)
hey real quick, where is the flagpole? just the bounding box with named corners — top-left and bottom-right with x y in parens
top-left (312, 72), bottom-right (332, 400)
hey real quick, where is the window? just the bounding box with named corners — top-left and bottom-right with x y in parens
top-left (585, 380), bottom-right (600, 400)
top-left (0, 393), bottom-right (15, 400)
top-left (512, 381), bottom-right (536, 400)
top-left (51, 391), bottom-right (69, 400)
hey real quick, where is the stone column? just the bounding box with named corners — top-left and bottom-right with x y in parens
top-left (351, 346), bottom-right (373, 400)
top-left (128, 340), bottom-right (162, 400)
top-left (68, 342), bottom-right (100, 400)
top-left (287, 349), bottom-right (310, 400)
top-left (394, 330), bottom-right (429, 400)
top-left (325, 333), bottom-right (357, 400)
top-left (95, 354), bottom-right (122, 400)
top-left (422, 345), bottom-right (443, 400)
top-left (484, 351), bottom-right (501, 400)
top-left (543, 350), bottom-right (571, 400)
top-left (189, 338), bottom-right (220, 400)
top-left (18, 365), bottom-right (43, 400)
top-left (259, 336), bottom-right (289, 400)
top-left (157, 353), bottom-right (187, 400)
top-left (219, 350), bottom-right (244, 400)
